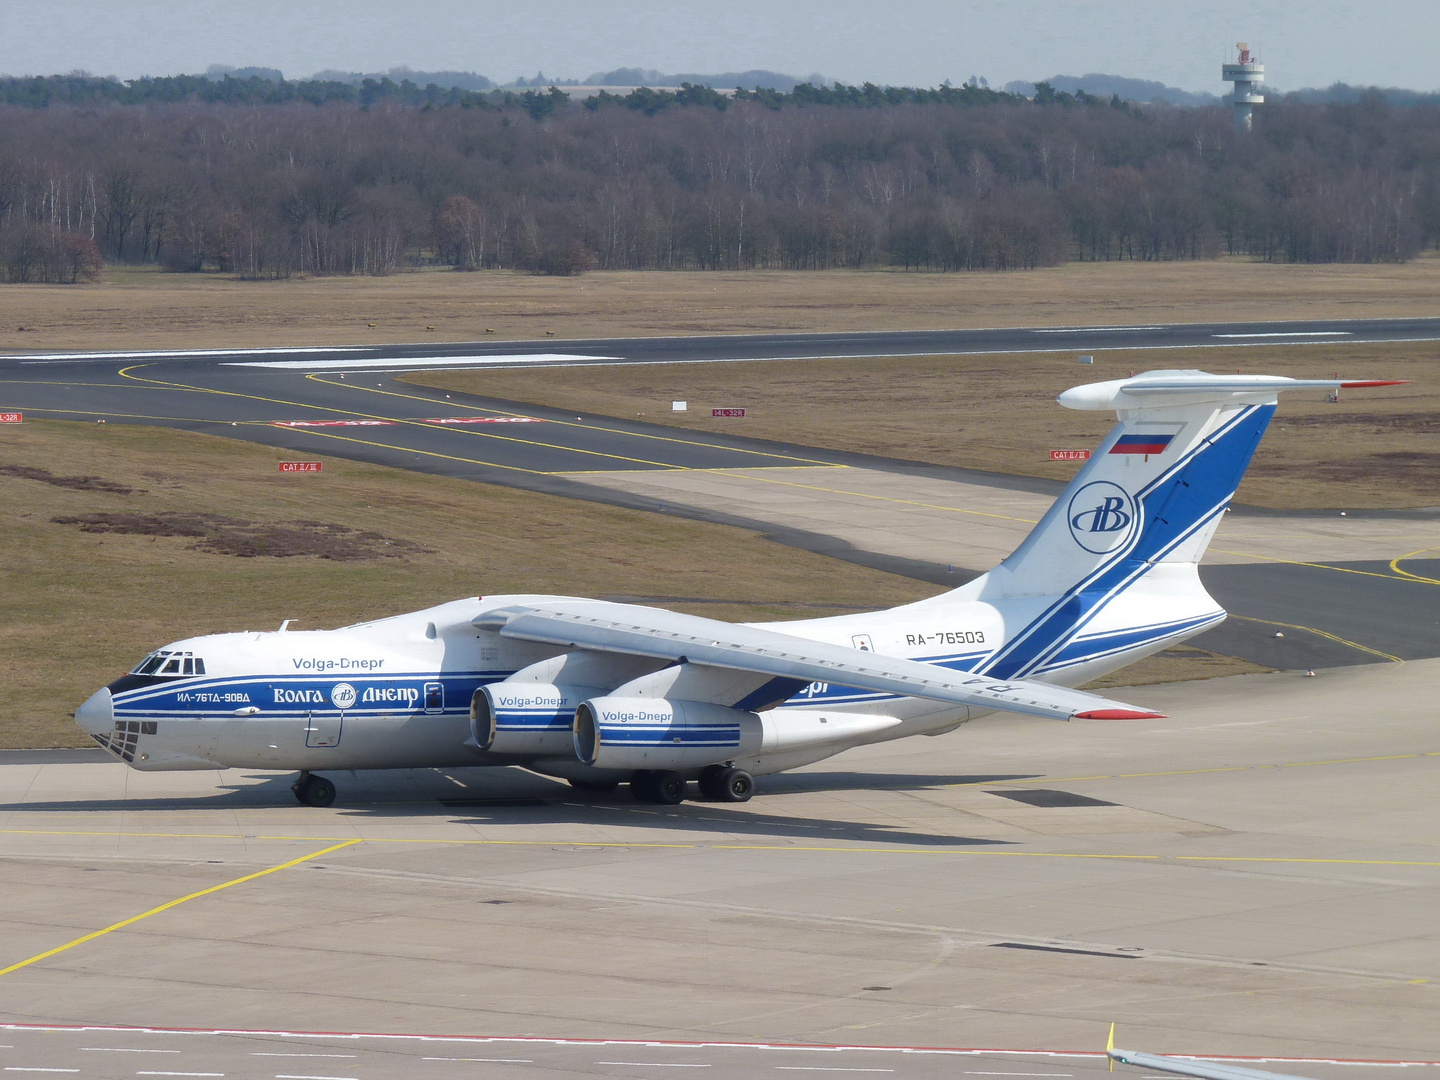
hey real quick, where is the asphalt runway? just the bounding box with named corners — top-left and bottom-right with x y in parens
top-left (4, 315), bottom-right (1440, 481)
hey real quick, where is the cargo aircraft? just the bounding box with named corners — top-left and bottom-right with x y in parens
top-left (74, 371), bottom-right (1401, 807)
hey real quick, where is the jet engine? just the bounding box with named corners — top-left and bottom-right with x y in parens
top-left (573, 696), bottom-right (761, 770)
top-left (472, 683), bottom-right (595, 755)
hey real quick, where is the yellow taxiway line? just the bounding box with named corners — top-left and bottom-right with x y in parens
top-left (0, 839), bottom-right (361, 978)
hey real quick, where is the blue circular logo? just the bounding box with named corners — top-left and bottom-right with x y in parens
top-left (330, 682), bottom-right (357, 710)
top-left (1067, 481), bottom-right (1139, 555)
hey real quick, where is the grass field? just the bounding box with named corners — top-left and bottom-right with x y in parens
top-left (0, 419), bottom-right (945, 748)
top-left (411, 341), bottom-right (1440, 510)
top-left (1, 259), bottom-right (1439, 353)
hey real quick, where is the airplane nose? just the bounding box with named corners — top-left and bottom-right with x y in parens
top-left (74, 687), bottom-right (114, 735)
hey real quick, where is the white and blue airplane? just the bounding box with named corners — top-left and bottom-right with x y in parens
top-left (74, 370), bottom-right (1401, 807)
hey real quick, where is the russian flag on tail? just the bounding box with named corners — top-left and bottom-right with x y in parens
top-left (1110, 433), bottom-right (1176, 455)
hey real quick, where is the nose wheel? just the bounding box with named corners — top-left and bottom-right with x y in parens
top-left (292, 771), bottom-right (337, 807)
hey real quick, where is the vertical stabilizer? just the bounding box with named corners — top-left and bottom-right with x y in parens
top-left (968, 371), bottom-right (1403, 681)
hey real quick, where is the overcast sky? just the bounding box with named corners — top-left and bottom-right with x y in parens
top-left (4, 0), bottom-right (1437, 93)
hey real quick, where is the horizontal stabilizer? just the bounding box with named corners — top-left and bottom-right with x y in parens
top-left (1060, 371), bottom-right (1406, 411)
top-left (474, 599), bottom-right (1163, 722)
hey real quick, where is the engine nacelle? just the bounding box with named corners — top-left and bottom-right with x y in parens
top-left (573, 696), bottom-right (762, 770)
top-left (473, 682), bottom-right (594, 755)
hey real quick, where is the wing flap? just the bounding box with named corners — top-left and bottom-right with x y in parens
top-left (474, 600), bottom-right (1162, 722)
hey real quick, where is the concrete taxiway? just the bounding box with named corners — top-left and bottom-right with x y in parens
top-left (1, 659), bottom-right (1437, 1070)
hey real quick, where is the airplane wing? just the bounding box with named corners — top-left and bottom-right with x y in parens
top-left (473, 599), bottom-right (1164, 722)
top-left (1109, 1049), bottom-right (1317, 1080)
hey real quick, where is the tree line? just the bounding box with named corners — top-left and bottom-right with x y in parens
top-left (0, 83), bottom-right (1436, 283)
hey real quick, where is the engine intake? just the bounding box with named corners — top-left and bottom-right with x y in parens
top-left (573, 696), bottom-right (762, 770)
top-left (473, 683), bottom-right (594, 755)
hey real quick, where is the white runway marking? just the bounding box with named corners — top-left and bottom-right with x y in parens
top-left (1211, 331), bottom-right (1352, 338)
top-left (136, 1073), bottom-right (225, 1077)
top-left (228, 353), bottom-right (618, 370)
top-left (252, 1054), bottom-right (357, 1059)
top-left (82, 1047), bottom-right (181, 1053)
top-left (775, 1068), bottom-right (895, 1073)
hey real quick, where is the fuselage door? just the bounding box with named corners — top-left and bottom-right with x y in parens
top-left (424, 682), bottom-right (445, 715)
top-left (305, 711), bottom-right (343, 748)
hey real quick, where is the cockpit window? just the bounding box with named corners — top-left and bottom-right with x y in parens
top-left (129, 650), bottom-right (204, 678)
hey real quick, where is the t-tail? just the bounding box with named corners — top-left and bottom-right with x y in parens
top-left (953, 371), bottom-right (1404, 685)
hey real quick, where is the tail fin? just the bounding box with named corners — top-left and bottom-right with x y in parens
top-left (969, 370), bottom-right (1403, 681)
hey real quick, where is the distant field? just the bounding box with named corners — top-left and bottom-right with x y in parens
top-left (0, 419), bottom-right (943, 748)
top-left (411, 341), bottom-right (1440, 510)
top-left (1, 259), bottom-right (1439, 353)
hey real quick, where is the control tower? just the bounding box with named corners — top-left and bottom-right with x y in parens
top-left (1222, 43), bottom-right (1264, 131)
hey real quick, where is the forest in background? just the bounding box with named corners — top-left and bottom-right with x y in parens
top-left (1, 78), bottom-right (1437, 282)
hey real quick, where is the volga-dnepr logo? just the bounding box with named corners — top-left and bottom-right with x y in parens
top-left (1067, 481), bottom-right (1139, 555)
top-left (330, 682), bottom-right (357, 710)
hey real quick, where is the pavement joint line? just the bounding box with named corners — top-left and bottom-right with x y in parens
top-left (0, 839), bottom-right (360, 978)
top-left (1229, 614), bottom-right (1404, 663)
top-left (1, 830), bottom-right (1437, 867)
top-left (318, 373), bottom-right (838, 467)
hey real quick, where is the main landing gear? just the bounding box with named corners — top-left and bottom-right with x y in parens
top-left (292, 771), bottom-right (336, 808)
top-left (630, 766), bottom-right (755, 804)
top-left (699, 764), bottom-right (755, 802)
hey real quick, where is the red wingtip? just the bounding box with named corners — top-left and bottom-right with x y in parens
top-left (1074, 709), bottom-right (1167, 721)
top-left (1339, 380), bottom-right (1409, 389)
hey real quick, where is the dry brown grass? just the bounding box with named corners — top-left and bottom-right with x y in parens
top-left (2, 259), bottom-right (1439, 353)
top-left (0, 419), bottom-right (942, 748)
top-left (411, 341), bottom-right (1440, 510)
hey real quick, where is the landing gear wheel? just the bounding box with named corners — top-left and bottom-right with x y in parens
top-left (630, 770), bottom-right (659, 802)
top-left (698, 765), bottom-right (730, 800)
top-left (631, 770), bottom-right (687, 804)
top-left (718, 767), bottom-right (754, 802)
top-left (294, 772), bottom-right (337, 808)
top-left (652, 770), bottom-right (687, 805)
top-left (568, 778), bottom-right (620, 794)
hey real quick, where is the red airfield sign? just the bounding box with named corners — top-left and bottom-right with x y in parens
top-left (1050, 450), bottom-right (1091, 461)
top-left (0, 412), bottom-right (21, 423)
top-left (712, 408), bottom-right (746, 418)
top-left (278, 461), bottom-right (323, 473)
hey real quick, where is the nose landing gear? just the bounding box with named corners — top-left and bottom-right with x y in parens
top-left (292, 771), bottom-right (337, 807)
